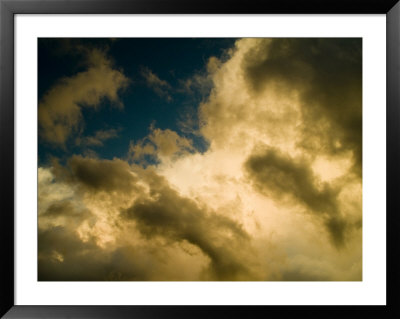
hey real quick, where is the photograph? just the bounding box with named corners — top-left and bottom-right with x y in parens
top-left (37, 37), bottom-right (362, 281)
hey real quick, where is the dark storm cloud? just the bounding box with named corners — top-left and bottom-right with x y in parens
top-left (53, 155), bottom-right (139, 194)
top-left (42, 200), bottom-right (94, 226)
top-left (38, 226), bottom-right (154, 281)
top-left (280, 269), bottom-right (331, 281)
top-left (122, 172), bottom-right (256, 280)
top-left (244, 147), bottom-right (348, 248)
top-left (242, 38), bottom-right (362, 176)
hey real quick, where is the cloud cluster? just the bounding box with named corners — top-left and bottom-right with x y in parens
top-left (122, 172), bottom-right (257, 280)
top-left (38, 160), bottom-right (260, 281)
top-left (39, 48), bottom-right (129, 147)
top-left (38, 38), bottom-right (362, 281)
top-left (194, 38), bottom-right (362, 250)
top-left (241, 38), bottom-right (362, 176)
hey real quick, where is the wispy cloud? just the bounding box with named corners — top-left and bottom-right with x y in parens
top-left (140, 67), bottom-right (172, 102)
top-left (76, 128), bottom-right (120, 147)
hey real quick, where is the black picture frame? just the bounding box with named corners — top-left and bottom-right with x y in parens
top-left (1, 0), bottom-right (399, 318)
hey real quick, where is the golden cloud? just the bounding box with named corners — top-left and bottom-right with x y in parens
top-left (129, 126), bottom-right (194, 163)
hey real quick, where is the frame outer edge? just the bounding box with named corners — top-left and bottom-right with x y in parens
top-left (0, 0), bottom-right (15, 317)
top-left (1, 0), bottom-right (399, 318)
top-left (2, 0), bottom-right (400, 14)
top-left (387, 1), bottom-right (400, 317)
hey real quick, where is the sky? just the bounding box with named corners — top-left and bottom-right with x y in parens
top-left (38, 38), bottom-right (362, 281)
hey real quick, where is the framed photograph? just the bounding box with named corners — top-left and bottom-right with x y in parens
top-left (1, 0), bottom-right (398, 318)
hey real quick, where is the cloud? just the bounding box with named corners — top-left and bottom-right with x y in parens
top-left (122, 172), bottom-right (258, 280)
top-left (76, 128), bottom-right (119, 147)
top-left (129, 126), bottom-right (194, 163)
top-left (198, 39), bottom-right (361, 174)
top-left (178, 57), bottom-right (220, 96)
top-left (38, 224), bottom-right (213, 281)
top-left (241, 38), bottom-right (362, 176)
top-left (38, 48), bottom-right (129, 147)
top-left (38, 226), bottom-right (157, 281)
top-left (39, 158), bottom-right (261, 280)
top-left (192, 38), bottom-right (361, 249)
top-left (52, 155), bottom-right (139, 195)
top-left (42, 200), bottom-right (92, 223)
top-left (141, 67), bottom-right (172, 101)
top-left (244, 146), bottom-right (348, 248)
